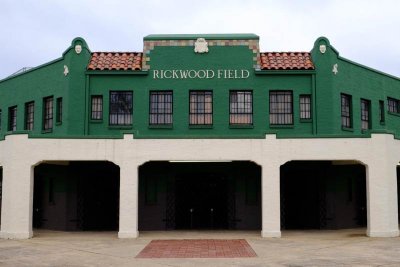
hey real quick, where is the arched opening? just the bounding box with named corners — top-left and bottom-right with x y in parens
top-left (33, 161), bottom-right (119, 231)
top-left (280, 160), bottom-right (367, 230)
top-left (138, 161), bottom-right (261, 231)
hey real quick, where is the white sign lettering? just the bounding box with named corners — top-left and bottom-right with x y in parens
top-left (153, 69), bottom-right (250, 79)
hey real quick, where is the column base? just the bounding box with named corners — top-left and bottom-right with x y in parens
top-left (367, 229), bottom-right (399, 237)
top-left (0, 231), bottom-right (33, 239)
top-left (118, 231), bottom-right (139, 238)
top-left (261, 230), bottom-right (281, 238)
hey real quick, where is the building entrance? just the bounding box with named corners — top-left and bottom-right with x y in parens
top-left (138, 161), bottom-right (261, 231)
top-left (33, 161), bottom-right (119, 231)
top-left (175, 174), bottom-right (228, 229)
top-left (281, 161), bottom-right (367, 230)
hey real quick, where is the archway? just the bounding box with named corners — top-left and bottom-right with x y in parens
top-left (280, 161), bottom-right (367, 230)
top-left (33, 161), bottom-right (119, 231)
top-left (138, 161), bottom-right (261, 231)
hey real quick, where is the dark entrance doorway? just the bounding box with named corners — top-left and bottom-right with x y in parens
top-left (175, 174), bottom-right (228, 229)
top-left (33, 161), bottom-right (119, 231)
top-left (138, 161), bottom-right (261, 231)
top-left (281, 161), bottom-right (367, 230)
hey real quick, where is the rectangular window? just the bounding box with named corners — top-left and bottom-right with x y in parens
top-left (299, 94), bottom-right (312, 120)
top-left (109, 91), bottom-right (133, 126)
top-left (387, 97), bottom-right (400, 114)
top-left (361, 99), bottom-right (370, 130)
top-left (149, 91), bottom-right (173, 125)
top-left (8, 106), bottom-right (17, 131)
top-left (341, 94), bottom-right (352, 128)
top-left (269, 91), bottom-right (293, 125)
top-left (56, 97), bottom-right (62, 124)
top-left (91, 95), bottom-right (103, 120)
top-left (229, 90), bottom-right (253, 125)
top-left (379, 100), bottom-right (385, 123)
top-left (24, 101), bottom-right (34, 131)
top-left (43, 96), bottom-right (53, 131)
top-left (189, 91), bottom-right (212, 125)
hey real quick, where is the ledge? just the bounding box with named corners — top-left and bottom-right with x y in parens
top-left (108, 125), bottom-right (133, 130)
top-left (90, 120), bottom-right (103, 124)
top-left (229, 124), bottom-right (254, 129)
top-left (148, 124), bottom-right (173, 129)
top-left (269, 124), bottom-right (294, 129)
top-left (300, 119), bottom-right (312, 123)
top-left (388, 111), bottom-right (400, 117)
top-left (341, 127), bottom-right (354, 132)
top-left (189, 125), bottom-right (213, 129)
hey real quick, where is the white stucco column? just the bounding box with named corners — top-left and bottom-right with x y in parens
top-left (366, 160), bottom-right (399, 237)
top-left (117, 160), bottom-right (140, 238)
top-left (261, 160), bottom-right (281, 238)
top-left (0, 162), bottom-right (34, 239)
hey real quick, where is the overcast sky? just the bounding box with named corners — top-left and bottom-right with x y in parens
top-left (1, 0), bottom-right (399, 79)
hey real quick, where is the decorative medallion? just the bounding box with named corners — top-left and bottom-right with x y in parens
top-left (194, 38), bottom-right (209, 53)
top-left (319, 44), bottom-right (326, 54)
top-left (75, 44), bottom-right (82, 54)
top-left (332, 63), bottom-right (338, 75)
top-left (63, 65), bottom-right (69, 76)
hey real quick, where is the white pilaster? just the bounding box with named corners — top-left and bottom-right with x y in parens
top-left (117, 161), bottom-right (140, 238)
top-left (366, 161), bottom-right (399, 237)
top-left (0, 163), bottom-right (34, 239)
top-left (261, 160), bottom-right (281, 238)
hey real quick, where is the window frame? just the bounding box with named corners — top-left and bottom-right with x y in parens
top-left (91, 95), bottom-right (103, 121)
top-left (56, 97), bottom-right (62, 124)
top-left (341, 93), bottom-right (352, 129)
top-left (387, 97), bottom-right (400, 114)
top-left (43, 96), bottom-right (54, 131)
top-left (269, 90), bottom-right (294, 125)
top-left (109, 91), bottom-right (133, 126)
top-left (360, 98), bottom-right (371, 131)
top-left (189, 90), bottom-right (213, 126)
top-left (379, 100), bottom-right (385, 124)
top-left (229, 90), bottom-right (253, 125)
top-left (299, 94), bottom-right (312, 120)
top-left (149, 90), bottom-right (173, 126)
top-left (24, 101), bottom-right (35, 131)
top-left (8, 106), bottom-right (17, 132)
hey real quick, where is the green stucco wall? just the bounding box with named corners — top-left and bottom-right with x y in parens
top-left (1, 35), bottom-right (400, 140)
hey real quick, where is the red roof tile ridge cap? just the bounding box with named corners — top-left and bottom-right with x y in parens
top-left (260, 51), bottom-right (311, 54)
top-left (91, 51), bottom-right (143, 54)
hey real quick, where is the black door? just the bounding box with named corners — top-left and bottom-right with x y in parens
top-left (175, 174), bottom-right (228, 229)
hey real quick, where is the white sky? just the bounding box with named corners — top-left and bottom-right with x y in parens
top-left (1, 0), bottom-right (399, 79)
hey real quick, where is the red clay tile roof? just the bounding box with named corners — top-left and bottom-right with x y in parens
top-left (87, 52), bottom-right (142, 71)
top-left (260, 52), bottom-right (314, 70)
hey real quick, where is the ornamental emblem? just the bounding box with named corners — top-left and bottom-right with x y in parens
top-left (319, 44), bottom-right (326, 54)
top-left (75, 44), bottom-right (82, 54)
top-left (63, 65), bottom-right (69, 76)
top-left (194, 38), bottom-right (209, 53)
top-left (332, 63), bottom-right (338, 75)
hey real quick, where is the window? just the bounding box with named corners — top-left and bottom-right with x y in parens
top-left (149, 91), bottom-right (173, 125)
top-left (91, 95), bottom-right (103, 120)
top-left (56, 97), bottom-right (62, 124)
top-left (379, 100), bottom-right (385, 123)
top-left (229, 90), bottom-right (252, 125)
top-left (8, 106), bottom-right (17, 131)
top-left (361, 99), bottom-right (370, 130)
top-left (43, 96), bottom-right (53, 131)
top-left (25, 101), bottom-right (34, 131)
top-left (189, 91), bottom-right (212, 125)
top-left (269, 91), bottom-right (293, 125)
top-left (387, 97), bottom-right (400, 113)
top-left (341, 94), bottom-right (352, 128)
top-left (109, 91), bottom-right (133, 126)
top-left (299, 94), bottom-right (312, 120)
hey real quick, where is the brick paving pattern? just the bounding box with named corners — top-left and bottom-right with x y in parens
top-left (136, 239), bottom-right (257, 258)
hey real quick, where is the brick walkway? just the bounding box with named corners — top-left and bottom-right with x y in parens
top-left (136, 239), bottom-right (257, 258)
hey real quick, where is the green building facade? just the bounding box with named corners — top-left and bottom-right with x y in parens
top-left (0, 34), bottom-right (399, 239)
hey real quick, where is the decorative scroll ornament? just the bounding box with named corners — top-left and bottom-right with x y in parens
top-left (75, 44), bottom-right (82, 54)
top-left (319, 44), bottom-right (326, 54)
top-left (63, 65), bottom-right (69, 76)
top-left (194, 38), bottom-right (209, 53)
top-left (332, 63), bottom-right (338, 75)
